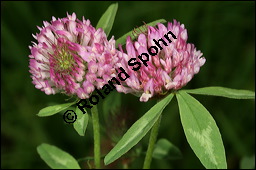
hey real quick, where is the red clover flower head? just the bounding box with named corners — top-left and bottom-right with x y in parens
top-left (116, 20), bottom-right (206, 102)
top-left (29, 13), bottom-right (118, 99)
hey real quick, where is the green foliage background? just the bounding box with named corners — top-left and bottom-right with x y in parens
top-left (1, 1), bottom-right (255, 169)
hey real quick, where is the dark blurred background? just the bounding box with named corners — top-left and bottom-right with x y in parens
top-left (1, 1), bottom-right (255, 169)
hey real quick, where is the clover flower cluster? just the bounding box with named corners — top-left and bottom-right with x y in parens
top-left (115, 21), bottom-right (205, 101)
top-left (29, 13), bottom-right (205, 102)
top-left (29, 13), bottom-right (118, 99)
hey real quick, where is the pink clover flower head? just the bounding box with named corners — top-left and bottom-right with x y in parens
top-left (29, 13), bottom-right (118, 99)
top-left (116, 20), bottom-right (206, 102)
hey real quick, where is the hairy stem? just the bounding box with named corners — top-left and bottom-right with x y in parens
top-left (143, 115), bottom-right (162, 169)
top-left (91, 105), bottom-right (101, 169)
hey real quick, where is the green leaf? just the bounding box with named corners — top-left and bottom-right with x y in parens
top-left (115, 19), bottom-right (167, 47)
top-left (37, 102), bottom-right (75, 117)
top-left (176, 91), bottom-right (227, 169)
top-left (37, 143), bottom-right (81, 169)
top-left (104, 93), bottom-right (174, 165)
top-left (184, 86), bottom-right (255, 99)
top-left (73, 106), bottom-right (89, 136)
top-left (152, 138), bottom-right (182, 160)
top-left (96, 3), bottom-right (118, 37)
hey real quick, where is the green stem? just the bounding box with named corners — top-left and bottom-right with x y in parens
top-left (143, 115), bottom-right (162, 169)
top-left (91, 105), bottom-right (101, 169)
